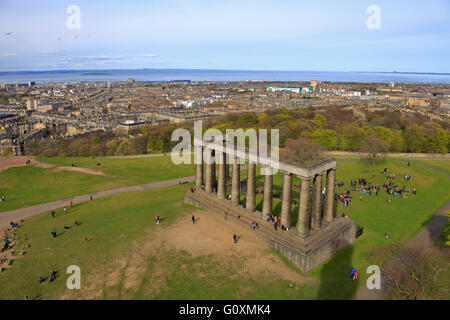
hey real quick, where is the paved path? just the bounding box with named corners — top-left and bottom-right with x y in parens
top-left (354, 161), bottom-right (450, 300)
top-left (0, 176), bottom-right (195, 229)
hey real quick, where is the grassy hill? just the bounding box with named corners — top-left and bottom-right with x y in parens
top-left (0, 157), bottom-right (448, 299)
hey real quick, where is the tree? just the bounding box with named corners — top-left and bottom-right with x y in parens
top-left (106, 138), bottom-right (120, 156)
top-left (373, 126), bottom-right (394, 145)
top-left (2, 147), bottom-right (13, 156)
top-left (257, 112), bottom-right (270, 126)
top-left (360, 135), bottom-right (388, 167)
top-left (147, 135), bottom-right (164, 154)
top-left (311, 129), bottom-right (337, 150)
top-left (115, 139), bottom-right (129, 156)
top-left (129, 135), bottom-right (148, 155)
top-left (237, 113), bottom-right (258, 127)
top-left (390, 247), bottom-right (449, 300)
top-left (403, 124), bottom-right (425, 153)
top-left (389, 132), bottom-right (406, 152)
top-left (313, 114), bottom-right (327, 128)
top-left (283, 137), bottom-right (324, 164)
top-left (338, 123), bottom-right (367, 151)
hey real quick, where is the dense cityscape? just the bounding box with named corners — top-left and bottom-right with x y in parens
top-left (1, 78), bottom-right (449, 156)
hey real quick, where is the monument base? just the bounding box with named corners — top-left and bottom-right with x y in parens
top-left (185, 189), bottom-right (357, 273)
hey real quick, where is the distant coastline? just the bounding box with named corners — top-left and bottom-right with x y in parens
top-left (0, 68), bottom-right (449, 84)
top-left (80, 72), bottom-right (112, 76)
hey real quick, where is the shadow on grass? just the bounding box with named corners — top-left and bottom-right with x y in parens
top-left (317, 245), bottom-right (359, 300)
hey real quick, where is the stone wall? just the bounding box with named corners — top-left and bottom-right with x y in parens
top-left (185, 189), bottom-right (358, 273)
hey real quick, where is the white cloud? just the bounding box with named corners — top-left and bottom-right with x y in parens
top-left (141, 54), bottom-right (157, 57)
top-left (0, 53), bottom-right (16, 57)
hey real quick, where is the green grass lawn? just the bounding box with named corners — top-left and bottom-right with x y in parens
top-left (35, 156), bottom-right (194, 185)
top-left (0, 156), bottom-right (194, 212)
top-left (412, 159), bottom-right (450, 177)
top-left (0, 158), bottom-right (448, 299)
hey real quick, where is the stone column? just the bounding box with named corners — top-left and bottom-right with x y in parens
top-left (217, 152), bottom-right (226, 199)
top-left (324, 168), bottom-right (336, 223)
top-left (195, 145), bottom-right (203, 189)
top-left (205, 148), bottom-right (214, 193)
top-left (225, 154), bottom-right (231, 182)
top-left (246, 163), bottom-right (256, 212)
top-left (231, 156), bottom-right (241, 205)
top-left (297, 178), bottom-right (311, 237)
top-left (211, 150), bottom-right (216, 192)
top-left (262, 167), bottom-right (273, 218)
top-left (196, 163), bottom-right (203, 189)
top-left (311, 174), bottom-right (323, 231)
top-left (280, 172), bottom-right (292, 229)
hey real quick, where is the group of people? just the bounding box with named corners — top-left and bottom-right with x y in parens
top-left (335, 166), bottom-right (417, 208)
top-left (350, 267), bottom-right (359, 281)
top-left (38, 270), bottom-right (57, 284)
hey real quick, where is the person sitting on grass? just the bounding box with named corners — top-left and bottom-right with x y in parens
top-left (350, 267), bottom-right (356, 279)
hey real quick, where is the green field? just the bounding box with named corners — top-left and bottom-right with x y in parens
top-left (0, 157), bottom-right (448, 299)
top-left (0, 156), bottom-right (194, 212)
top-left (412, 159), bottom-right (450, 177)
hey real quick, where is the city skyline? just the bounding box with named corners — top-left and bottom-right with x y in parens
top-left (0, 0), bottom-right (449, 73)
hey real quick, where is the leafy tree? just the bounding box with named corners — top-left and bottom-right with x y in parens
top-left (313, 114), bottom-right (327, 128)
top-left (147, 135), bottom-right (164, 154)
top-left (338, 123), bottom-right (367, 151)
top-left (389, 132), bottom-right (406, 152)
top-left (403, 124), bottom-right (425, 153)
top-left (257, 112), bottom-right (270, 126)
top-left (115, 139), bottom-right (129, 156)
top-left (275, 113), bottom-right (293, 122)
top-left (311, 129), bottom-right (337, 150)
top-left (106, 138), bottom-right (120, 156)
top-left (373, 126), bottom-right (394, 145)
top-left (237, 113), bottom-right (258, 126)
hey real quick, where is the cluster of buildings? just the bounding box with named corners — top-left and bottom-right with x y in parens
top-left (0, 78), bottom-right (448, 155)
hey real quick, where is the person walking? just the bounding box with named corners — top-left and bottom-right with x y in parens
top-left (192, 215), bottom-right (195, 224)
top-left (155, 215), bottom-right (160, 225)
top-left (51, 229), bottom-right (57, 238)
top-left (70, 201), bottom-right (73, 207)
top-left (64, 207), bottom-right (67, 214)
top-left (233, 233), bottom-right (237, 245)
top-left (51, 211), bottom-right (55, 218)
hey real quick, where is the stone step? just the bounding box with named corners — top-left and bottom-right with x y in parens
top-left (187, 190), bottom-right (308, 252)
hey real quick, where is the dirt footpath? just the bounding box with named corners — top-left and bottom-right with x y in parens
top-left (0, 156), bottom-right (34, 172)
top-left (70, 210), bottom-right (315, 299)
top-left (0, 156), bottom-right (109, 176)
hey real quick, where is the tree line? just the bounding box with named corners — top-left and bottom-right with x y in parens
top-left (19, 106), bottom-right (450, 157)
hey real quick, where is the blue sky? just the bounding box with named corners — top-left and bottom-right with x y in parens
top-left (0, 0), bottom-right (449, 72)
